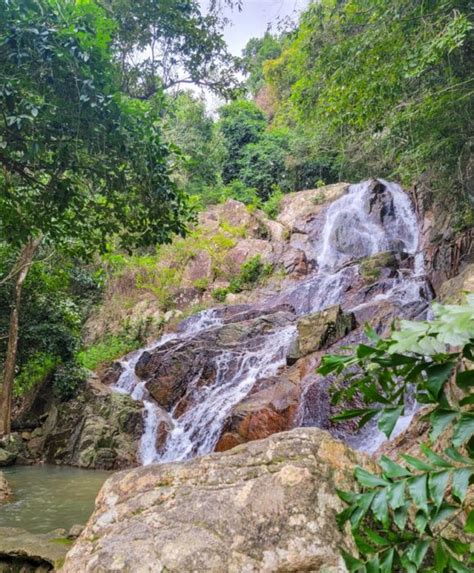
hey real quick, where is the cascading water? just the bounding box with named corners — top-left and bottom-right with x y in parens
top-left (112, 179), bottom-right (430, 464)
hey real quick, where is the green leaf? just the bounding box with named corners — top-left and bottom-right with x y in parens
top-left (420, 444), bottom-right (453, 468)
top-left (452, 468), bottom-right (472, 503)
top-left (435, 540), bottom-right (449, 571)
top-left (444, 447), bottom-right (471, 464)
top-left (453, 413), bottom-right (474, 446)
top-left (380, 455), bottom-right (411, 478)
top-left (407, 474), bottom-right (428, 512)
top-left (431, 504), bottom-right (458, 526)
top-left (393, 503), bottom-right (409, 530)
top-left (449, 556), bottom-right (471, 573)
top-left (428, 470), bottom-right (450, 507)
top-left (456, 370), bottom-right (474, 390)
top-left (378, 406), bottom-right (404, 438)
top-left (401, 454), bottom-right (434, 472)
top-left (465, 509), bottom-right (474, 534)
top-left (354, 467), bottom-right (389, 487)
top-left (414, 510), bottom-right (428, 533)
top-left (443, 537), bottom-right (470, 555)
top-left (388, 480), bottom-right (406, 510)
top-left (365, 528), bottom-right (390, 546)
top-left (405, 540), bottom-right (430, 568)
top-left (371, 488), bottom-right (389, 527)
top-left (366, 554), bottom-right (380, 573)
top-left (341, 551), bottom-right (364, 571)
top-left (426, 362), bottom-right (455, 398)
top-left (430, 409), bottom-right (458, 441)
top-left (379, 548), bottom-right (394, 573)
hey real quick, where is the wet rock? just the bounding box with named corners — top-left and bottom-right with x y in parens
top-left (287, 305), bottom-right (356, 364)
top-left (359, 251), bottom-right (400, 283)
top-left (99, 362), bottom-right (124, 387)
top-left (137, 311), bottom-right (295, 412)
top-left (0, 448), bottom-right (16, 467)
top-left (0, 471), bottom-right (12, 502)
top-left (63, 428), bottom-right (367, 573)
top-left (0, 527), bottom-right (70, 571)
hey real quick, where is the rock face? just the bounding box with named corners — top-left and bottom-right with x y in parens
top-left (63, 428), bottom-right (364, 573)
top-left (11, 376), bottom-right (143, 470)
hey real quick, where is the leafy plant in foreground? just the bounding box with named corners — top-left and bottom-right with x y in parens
top-left (319, 297), bottom-right (474, 572)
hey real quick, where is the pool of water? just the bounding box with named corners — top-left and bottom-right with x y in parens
top-left (0, 465), bottom-right (111, 534)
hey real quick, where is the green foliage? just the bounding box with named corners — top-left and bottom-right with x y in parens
top-left (261, 185), bottom-right (284, 219)
top-left (52, 362), bottom-right (88, 401)
top-left (109, 0), bottom-right (240, 97)
top-left (241, 32), bottom-right (283, 96)
top-left (266, 0), bottom-right (474, 214)
top-left (228, 255), bottom-right (272, 293)
top-left (319, 298), bottom-right (474, 572)
top-left (238, 129), bottom-right (290, 199)
top-left (0, 0), bottom-right (189, 255)
top-left (13, 352), bottom-right (58, 397)
top-left (164, 91), bottom-right (224, 199)
top-left (77, 333), bottom-right (140, 371)
top-left (219, 100), bottom-right (267, 183)
top-left (212, 286), bottom-right (229, 302)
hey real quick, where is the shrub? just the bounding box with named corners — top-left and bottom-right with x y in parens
top-left (229, 255), bottom-right (273, 294)
top-left (53, 361), bottom-right (88, 401)
top-left (262, 185), bottom-right (284, 219)
top-left (319, 297), bottom-right (474, 572)
top-left (77, 334), bottom-right (141, 371)
top-left (212, 287), bottom-right (229, 302)
top-left (14, 352), bottom-right (58, 397)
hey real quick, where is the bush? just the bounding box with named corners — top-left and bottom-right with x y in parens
top-left (53, 361), bottom-right (88, 401)
top-left (14, 352), bottom-right (58, 397)
top-left (77, 334), bottom-right (141, 371)
top-left (229, 255), bottom-right (272, 293)
top-left (212, 287), bottom-right (229, 302)
top-left (262, 185), bottom-right (284, 219)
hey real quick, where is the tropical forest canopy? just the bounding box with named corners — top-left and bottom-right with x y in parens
top-left (0, 0), bottom-right (473, 430)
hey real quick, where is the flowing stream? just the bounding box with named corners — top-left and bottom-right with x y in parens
top-left (113, 180), bottom-right (430, 464)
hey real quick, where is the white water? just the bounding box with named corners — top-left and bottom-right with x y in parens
top-left (113, 180), bottom-right (428, 463)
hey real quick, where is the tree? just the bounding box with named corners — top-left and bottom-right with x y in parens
top-left (218, 99), bottom-right (267, 183)
top-left (105, 0), bottom-right (241, 98)
top-left (241, 32), bottom-right (282, 96)
top-left (0, 0), bottom-right (189, 436)
top-left (164, 91), bottom-right (223, 197)
top-left (265, 0), bottom-right (474, 219)
top-left (238, 130), bottom-right (290, 199)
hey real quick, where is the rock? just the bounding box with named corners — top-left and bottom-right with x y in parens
top-left (137, 311), bottom-right (295, 413)
top-left (0, 471), bottom-right (12, 502)
top-left (181, 250), bottom-right (213, 286)
top-left (438, 263), bottom-right (474, 303)
top-left (67, 524), bottom-right (85, 540)
top-left (287, 305), bottom-right (356, 364)
top-left (277, 183), bottom-right (349, 230)
top-left (215, 374), bottom-right (300, 451)
top-left (0, 527), bottom-right (70, 571)
top-left (0, 448), bottom-right (16, 467)
top-left (359, 251), bottom-right (400, 283)
top-left (63, 428), bottom-right (365, 573)
top-left (43, 378), bottom-right (143, 470)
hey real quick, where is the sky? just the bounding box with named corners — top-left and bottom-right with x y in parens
top-left (198, 0), bottom-right (309, 109)
top-left (212, 0), bottom-right (309, 56)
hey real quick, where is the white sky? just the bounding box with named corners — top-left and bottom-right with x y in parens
top-left (198, 0), bottom-right (309, 109)
top-left (213, 0), bottom-right (309, 55)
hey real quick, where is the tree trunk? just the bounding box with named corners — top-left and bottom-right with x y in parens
top-left (0, 238), bottom-right (41, 437)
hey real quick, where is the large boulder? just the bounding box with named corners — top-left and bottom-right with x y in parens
top-left (63, 428), bottom-right (365, 573)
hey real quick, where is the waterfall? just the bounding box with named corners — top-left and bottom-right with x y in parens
top-left (112, 179), bottom-right (430, 464)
